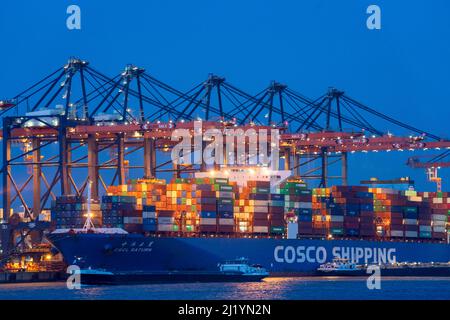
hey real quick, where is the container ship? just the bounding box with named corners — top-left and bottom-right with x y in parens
top-left (47, 167), bottom-right (450, 276)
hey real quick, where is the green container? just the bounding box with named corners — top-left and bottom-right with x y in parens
top-left (330, 228), bottom-right (344, 235)
top-left (419, 231), bottom-right (432, 238)
top-left (403, 206), bottom-right (418, 213)
top-left (213, 178), bottom-right (229, 185)
top-left (218, 198), bottom-right (233, 205)
top-left (283, 182), bottom-right (307, 189)
top-left (172, 224), bottom-right (179, 232)
top-left (195, 178), bottom-right (205, 184)
top-left (269, 200), bottom-right (284, 207)
top-left (270, 226), bottom-right (285, 234)
top-left (185, 225), bottom-right (194, 232)
top-left (253, 187), bottom-right (270, 194)
top-left (217, 185), bottom-right (233, 192)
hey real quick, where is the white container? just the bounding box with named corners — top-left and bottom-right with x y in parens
top-left (157, 224), bottom-right (174, 231)
top-left (403, 219), bottom-right (417, 225)
top-left (405, 231), bottom-right (418, 238)
top-left (432, 220), bottom-right (447, 227)
top-left (433, 226), bottom-right (446, 233)
top-left (419, 225), bottom-right (432, 232)
top-left (143, 212), bottom-right (156, 219)
top-left (253, 200), bottom-right (269, 207)
top-left (218, 219), bottom-right (234, 225)
top-left (253, 226), bottom-right (269, 233)
top-left (253, 206), bottom-right (268, 213)
top-left (390, 230), bottom-right (404, 237)
top-left (431, 214), bottom-right (447, 222)
top-left (299, 202), bottom-right (313, 209)
top-left (123, 217), bottom-right (142, 224)
top-left (330, 216), bottom-right (344, 222)
top-left (158, 217), bottom-right (175, 224)
top-left (432, 198), bottom-right (443, 204)
top-left (287, 222), bottom-right (298, 239)
top-left (199, 218), bottom-right (216, 225)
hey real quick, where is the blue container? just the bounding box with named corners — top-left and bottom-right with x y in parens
top-left (404, 212), bottom-right (418, 219)
top-left (356, 192), bottom-right (373, 199)
top-left (200, 211), bottom-right (217, 218)
top-left (298, 215), bottom-right (312, 222)
top-left (270, 194), bottom-right (285, 201)
top-left (296, 208), bottom-right (313, 215)
top-left (360, 203), bottom-right (374, 211)
top-left (219, 212), bottom-right (234, 219)
top-left (217, 204), bottom-right (233, 212)
top-left (143, 205), bottom-right (156, 212)
top-left (345, 228), bottom-right (360, 236)
top-left (249, 194), bottom-right (269, 200)
top-left (391, 205), bottom-right (403, 213)
top-left (330, 206), bottom-right (344, 215)
top-left (143, 218), bottom-right (157, 225)
top-left (143, 224), bottom-right (157, 232)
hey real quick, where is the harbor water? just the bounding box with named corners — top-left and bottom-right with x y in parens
top-left (0, 277), bottom-right (448, 300)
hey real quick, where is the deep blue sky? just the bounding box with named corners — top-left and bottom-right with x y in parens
top-left (1, 0), bottom-right (449, 193)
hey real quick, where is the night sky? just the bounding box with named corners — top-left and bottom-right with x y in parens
top-left (1, 1), bottom-right (449, 209)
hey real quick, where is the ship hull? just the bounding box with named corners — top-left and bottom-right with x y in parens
top-left (80, 271), bottom-right (267, 285)
top-left (48, 233), bottom-right (450, 275)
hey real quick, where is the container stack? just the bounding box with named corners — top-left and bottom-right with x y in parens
top-left (269, 193), bottom-right (285, 235)
top-left (51, 195), bottom-right (101, 229)
top-left (421, 191), bottom-right (449, 240)
top-left (196, 179), bottom-right (217, 233)
top-left (157, 209), bottom-right (178, 232)
top-left (142, 205), bottom-right (157, 232)
top-left (215, 178), bottom-right (235, 233)
top-left (247, 181), bottom-right (270, 234)
top-left (166, 178), bottom-right (196, 232)
top-left (332, 186), bottom-right (362, 237)
top-left (107, 178), bottom-right (167, 210)
top-left (311, 188), bottom-right (331, 236)
top-left (278, 181), bottom-right (312, 236)
top-left (102, 195), bottom-right (142, 232)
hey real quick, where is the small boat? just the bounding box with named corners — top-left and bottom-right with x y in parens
top-left (77, 257), bottom-right (269, 285)
top-left (316, 258), bottom-right (366, 276)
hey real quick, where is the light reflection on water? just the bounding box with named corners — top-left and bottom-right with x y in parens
top-left (0, 277), bottom-right (449, 300)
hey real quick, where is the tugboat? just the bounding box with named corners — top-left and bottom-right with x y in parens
top-left (77, 257), bottom-right (269, 285)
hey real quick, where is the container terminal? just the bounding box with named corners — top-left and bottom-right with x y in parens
top-left (0, 58), bottom-right (449, 280)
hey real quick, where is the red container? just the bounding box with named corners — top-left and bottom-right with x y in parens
top-left (268, 207), bottom-right (284, 214)
top-left (432, 232), bottom-right (447, 239)
top-left (198, 225), bottom-right (217, 232)
top-left (404, 225), bottom-right (418, 232)
top-left (158, 210), bottom-right (176, 217)
top-left (344, 216), bottom-right (359, 223)
top-left (124, 224), bottom-right (143, 233)
top-left (312, 228), bottom-right (327, 235)
top-left (344, 222), bottom-right (359, 229)
top-left (218, 226), bottom-right (234, 233)
top-left (197, 204), bottom-right (216, 211)
top-left (360, 211), bottom-right (374, 218)
top-left (298, 227), bottom-right (314, 235)
top-left (253, 218), bottom-right (269, 226)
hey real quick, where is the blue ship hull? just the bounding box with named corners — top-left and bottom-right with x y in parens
top-left (48, 233), bottom-right (450, 275)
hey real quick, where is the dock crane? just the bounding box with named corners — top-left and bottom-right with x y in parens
top-left (407, 151), bottom-right (450, 192)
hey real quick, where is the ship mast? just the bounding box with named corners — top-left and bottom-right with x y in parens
top-left (82, 179), bottom-right (96, 231)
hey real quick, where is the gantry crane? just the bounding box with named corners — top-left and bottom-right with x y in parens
top-left (407, 151), bottom-right (450, 192)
